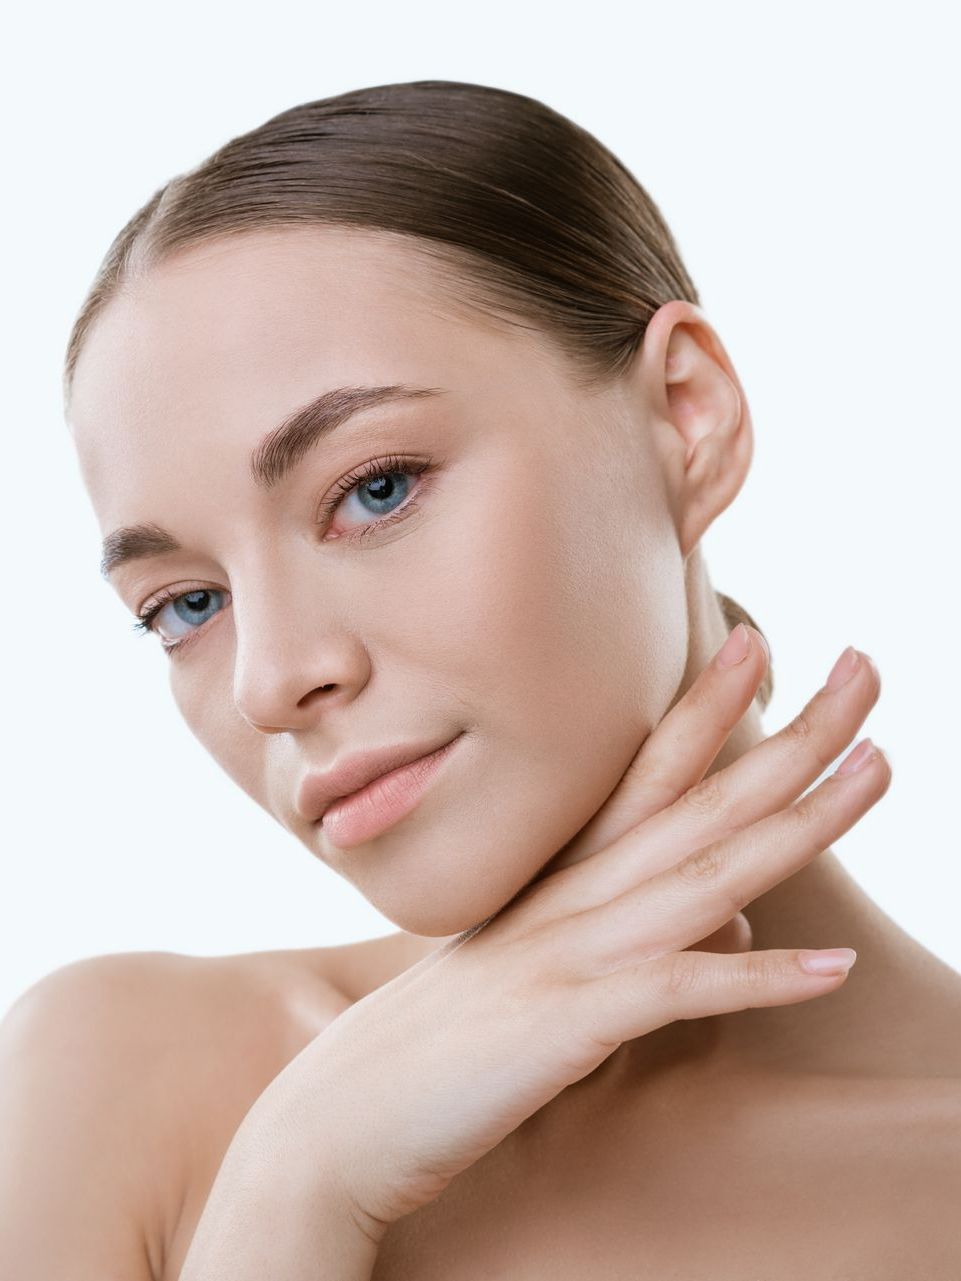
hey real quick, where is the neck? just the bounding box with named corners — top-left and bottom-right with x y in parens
top-left (620, 552), bottom-right (961, 1080)
top-left (413, 553), bottom-right (961, 1079)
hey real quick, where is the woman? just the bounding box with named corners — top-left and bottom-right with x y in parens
top-left (3, 80), bottom-right (959, 1279)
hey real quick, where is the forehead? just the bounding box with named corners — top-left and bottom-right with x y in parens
top-left (67, 227), bottom-right (558, 513)
top-left (69, 226), bottom-right (505, 424)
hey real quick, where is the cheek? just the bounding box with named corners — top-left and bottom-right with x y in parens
top-left (357, 462), bottom-right (689, 934)
top-left (169, 661), bottom-right (268, 807)
top-left (433, 456), bottom-right (688, 757)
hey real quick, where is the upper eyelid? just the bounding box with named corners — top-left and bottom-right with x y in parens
top-left (129, 458), bottom-right (384, 612)
top-left (317, 452), bottom-right (430, 520)
top-left (135, 585), bottom-right (231, 637)
top-left (134, 454), bottom-right (431, 623)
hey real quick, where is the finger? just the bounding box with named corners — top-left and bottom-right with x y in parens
top-left (567, 644), bottom-right (881, 908)
top-left (540, 623), bottom-right (769, 885)
top-left (651, 647), bottom-right (881, 868)
top-left (578, 945), bottom-right (857, 1048)
top-left (564, 740), bottom-right (890, 976)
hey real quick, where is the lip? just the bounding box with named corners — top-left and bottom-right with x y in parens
top-left (297, 733), bottom-right (463, 825)
top-left (310, 733), bottom-right (464, 849)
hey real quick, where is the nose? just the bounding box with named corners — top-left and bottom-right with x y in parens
top-left (230, 577), bottom-right (371, 733)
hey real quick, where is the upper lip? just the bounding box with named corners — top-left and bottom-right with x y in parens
top-left (296, 734), bottom-right (460, 824)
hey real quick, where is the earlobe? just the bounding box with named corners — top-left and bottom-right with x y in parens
top-left (640, 300), bottom-right (754, 560)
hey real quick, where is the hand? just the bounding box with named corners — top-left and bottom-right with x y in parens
top-left (240, 627), bottom-right (888, 1243)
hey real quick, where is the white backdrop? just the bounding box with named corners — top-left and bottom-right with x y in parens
top-left (2, 1), bottom-right (958, 1018)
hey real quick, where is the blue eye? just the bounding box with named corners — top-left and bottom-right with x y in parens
top-left (133, 587), bottom-right (228, 654)
top-left (130, 453), bottom-right (437, 656)
top-left (332, 469), bottom-right (414, 530)
top-left (320, 453), bottom-right (435, 539)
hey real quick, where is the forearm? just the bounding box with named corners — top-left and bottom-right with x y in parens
top-left (175, 1129), bottom-right (381, 1281)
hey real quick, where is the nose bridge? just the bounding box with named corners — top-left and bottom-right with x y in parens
top-left (230, 552), bottom-right (366, 732)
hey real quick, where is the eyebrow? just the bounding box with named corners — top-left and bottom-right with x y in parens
top-left (99, 383), bottom-right (446, 580)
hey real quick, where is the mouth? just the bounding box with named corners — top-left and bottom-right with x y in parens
top-left (315, 732), bottom-right (465, 849)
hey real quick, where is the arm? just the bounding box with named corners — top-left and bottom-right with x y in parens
top-left (175, 1123), bottom-right (381, 1281)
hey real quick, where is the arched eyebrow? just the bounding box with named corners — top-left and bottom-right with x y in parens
top-left (99, 383), bottom-right (447, 580)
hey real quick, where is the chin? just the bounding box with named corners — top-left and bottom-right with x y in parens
top-left (369, 900), bottom-right (503, 940)
top-left (358, 871), bottom-right (529, 939)
top-left (326, 758), bottom-right (581, 936)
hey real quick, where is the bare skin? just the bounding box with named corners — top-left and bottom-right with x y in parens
top-left (153, 886), bottom-right (961, 1281)
top-left (21, 224), bottom-right (961, 1277)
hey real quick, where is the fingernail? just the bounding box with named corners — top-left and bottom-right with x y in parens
top-left (825, 646), bottom-right (861, 692)
top-left (798, 947), bottom-right (858, 976)
top-left (717, 623), bottom-right (751, 669)
top-left (835, 738), bottom-right (877, 776)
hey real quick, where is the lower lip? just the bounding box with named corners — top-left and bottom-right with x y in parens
top-left (319, 734), bottom-right (464, 848)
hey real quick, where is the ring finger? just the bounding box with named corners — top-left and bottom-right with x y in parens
top-left (562, 741), bottom-right (891, 977)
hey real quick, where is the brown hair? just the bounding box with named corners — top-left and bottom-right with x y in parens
top-left (63, 78), bottom-right (772, 711)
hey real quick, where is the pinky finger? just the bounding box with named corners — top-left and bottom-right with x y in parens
top-left (583, 946), bottom-right (857, 1045)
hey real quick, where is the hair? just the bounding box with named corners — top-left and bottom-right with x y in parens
top-left (63, 78), bottom-right (773, 711)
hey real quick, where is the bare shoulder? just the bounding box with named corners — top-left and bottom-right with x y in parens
top-left (0, 952), bottom-right (197, 1280)
top-left (0, 948), bottom-right (353, 1281)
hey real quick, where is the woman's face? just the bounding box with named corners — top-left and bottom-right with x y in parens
top-left (68, 227), bottom-right (691, 935)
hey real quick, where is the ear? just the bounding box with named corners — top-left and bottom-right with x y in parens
top-left (633, 299), bottom-right (754, 561)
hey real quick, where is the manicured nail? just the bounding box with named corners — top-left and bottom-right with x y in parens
top-left (825, 646), bottom-right (861, 692)
top-left (717, 623), bottom-right (751, 669)
top-left (798, 947), bottom-right (857, 976)
top-left (835, 738), bottom-right (877, 776)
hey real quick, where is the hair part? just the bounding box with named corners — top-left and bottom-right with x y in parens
top-left (63, 78), bottom-right (773, 710)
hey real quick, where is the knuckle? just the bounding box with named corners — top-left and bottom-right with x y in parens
top-left (743, 951), bottom-right (783, 991)
top-left (674, 844), bottom-right (745, 920)
top-left (677, 842), bottom-right (725, 885)
top-left (660, 950), bottom-right (703, 999)
top-left (781, 791), bottom-right (817, 835)
top-left (783, 708), bottom-right (842, 776)
top-left (627, 754), bottom-right (686, 810)
top-left (795, 764), bottom-right (856, 829)
top-left (782, 707), bottom-right (816, 749)
top-left (680, 772), bottom-right (725, 817)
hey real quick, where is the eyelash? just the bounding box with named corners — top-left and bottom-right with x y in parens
top-left (316, 452), bottom-right (434, 530)
top-left (132, 453), bottom-right (436, 655)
